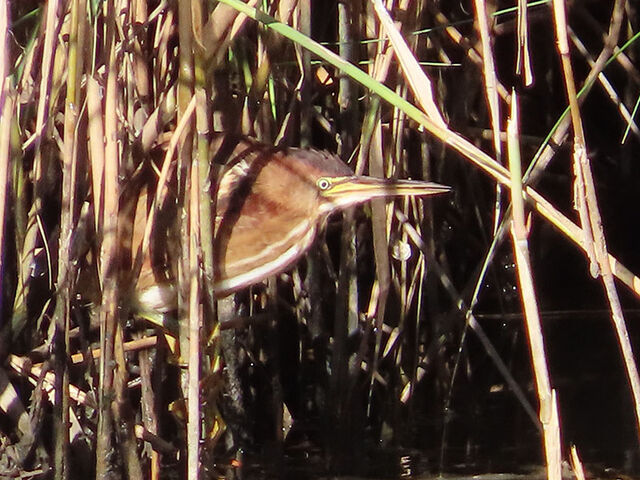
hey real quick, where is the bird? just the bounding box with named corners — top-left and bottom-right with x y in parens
top-left (131, 133), bottom-right (450, 317)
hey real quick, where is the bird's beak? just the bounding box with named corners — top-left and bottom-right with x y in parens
top-left (323, 176), bottom-right (451, 209)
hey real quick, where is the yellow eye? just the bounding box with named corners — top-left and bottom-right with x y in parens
top-left (317, 178), bottom-right (331, 190)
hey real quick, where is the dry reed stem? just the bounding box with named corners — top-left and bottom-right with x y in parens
top-left (96, 0), bottom-right (121, 475)
top-left (87, 77), bottom-right (105, 243)
top-left (0, 0), bottom-right (7, 100)
top-left (202, 0), bottom-right (255, 66)
top-left (365, 0), bottom-right (431, 417)
top-left (396, 208), bottom-right (540, 428)
top-left (570, 444), bottom-right (586, 480)
top-left (508, 91), bottom-right (561, 480)
top-left (385, 24), bottom-right (409, 328)
top-left (0, 362), bottom-right (30, 438)
top-left (553, 0), bottom-right (640, 443)
top-left (10, 348), bottom-right (176, 463)
top-left (9, 355), bottom-right (87, 447)
top-left (188, 96), bottom-right (203, 480)
top-left (397, 90), bottom-right (640, 301)
top-left (442, 183), bottom-right (547, 428)
top-left (175, 1), bottom-right (201, 476)
top-left (0, 0), bottom-right (11, 323)
top-left (385, 3), bottom-right (427, 344)
top-left (525, 0), bottom-right (626, 183)
top-left (193, 0), bottom-right (214, 469)
top-left (569, 29), bottom-right (640, 139)
top-left (471, 0), bottom-right (505, 239)
top-left (9, 355), bottom-right (91, 408)
top-left (406, 90), bottom-right (640, 302)
top-left (372, 0), bottom-right (445, 126)
top-left (553, 2), bottom-right (598, 273)
top-left (428, 4), bottom-right (511, 103)
top-left (194, 15), bottom-right (215, 319)
top-left (516, 0), bottom-right (534, 86)
top-left (472, 0), bottom-right (502, 163)
top-left (14, 0), bottom-right (61, 341)
top-left (134, 95), bottom-right (196, 286)
top-left (359, 5), bottom-right (391, 417)
top-left (367, 121), bottom-right (391, 413)
top-left (32, 0), bottom-right (59, 151)
top-left (138, 346), bottom-right (161, 480)
top-left (69, 336), bottom-right (159, 363)
top-left (56, 0), bottom-right (85, 474)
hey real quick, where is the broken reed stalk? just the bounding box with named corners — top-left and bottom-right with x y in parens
top-left (508, 91), bottom-right (562, 480)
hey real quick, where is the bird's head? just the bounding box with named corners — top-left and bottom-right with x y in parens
top-left (315, 174), bottom-right (451, 216)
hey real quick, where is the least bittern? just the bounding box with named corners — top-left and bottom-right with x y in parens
top-left (133, 134), bottom-right (449, 315)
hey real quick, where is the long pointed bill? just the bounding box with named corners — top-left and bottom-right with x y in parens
top-left (321, 175), bottom-right (451, 210)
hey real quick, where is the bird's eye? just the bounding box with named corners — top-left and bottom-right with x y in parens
top-left (317, 178), bottom-right (331, 190)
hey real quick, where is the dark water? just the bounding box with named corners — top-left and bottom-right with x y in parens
top-left (224, 312), bottom-right (640, 480)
